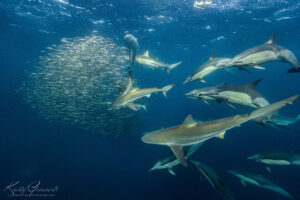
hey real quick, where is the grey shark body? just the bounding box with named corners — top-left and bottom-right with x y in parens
top-left (141, 95), bottom-right (299, 167)
top-left (184, 53), bottom-right (231, 84)
top-left (124, 34), bottom-right (140, 68)
top-left (149, 143), bottom-right (202, 175)
top-left (135, 51), bottom-right (182, 73)
top-left (185, 79), bottom-right (269, 109)
top-left (224, 33), bottom-right (300, 73)
top-left (113, 72), bottom-right (174, 111)
top-left (192, 160), bottom-right (234, 200)
top-left (228, 170), bottom-right (294, 199)
top-left (248, 150), bottom-right (300, 166)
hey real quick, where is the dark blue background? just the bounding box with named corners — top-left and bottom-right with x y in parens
top-left (0, 0), bottom-right (300, 199)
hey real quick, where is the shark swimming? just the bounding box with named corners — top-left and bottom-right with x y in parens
top-left (148, 143), bottom-right (202, 175)
top-left (228, 170), bottom-right (294, 199)
top-left (183, 53), bottom-right (231, 84)
top-left (247, 150), bottom-right (300, 166)
top-left (141, 95), bottom-right (299, 167)
top-left (185, 79), bottom-right (269, 109)
top-left (192, 160), bottom-right (234, 200)
top-left (113, 71), bottom-right (174, 111)
top-left (135, 51), bottom-right (182, 73)
top-left (223, 33), bottom-right (300, 73)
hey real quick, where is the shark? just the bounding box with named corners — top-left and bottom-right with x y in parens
top-left (185, 79), bottom-right (269, 109)
top-left (247, 150), bottom-right (300, 166)
top-left (228, 170), bottom-right (294, 199)
top-left (223, 33), bottom-right (300, 73)
top-left (183, 53), bottom-right (231, 84)
top-left (135, 51), bottom-right (182, 74)
top-left (148, 143), bottom-right (202, 175)
top-left (192, 160), bottom-right (234, 200)
top-left (141, 95), bottom-right (299, 167)
top-left (113, 71), bottom-right (174, 111)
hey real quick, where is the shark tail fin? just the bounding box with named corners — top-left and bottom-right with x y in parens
top-left (167, 61), bottom-right (182, 74)
top-left (265, 32), bottom-right (278, 44)
top-left (161, 84), bottom-right (175, 98)
top-left (285, 95), bottom-right (300, 104)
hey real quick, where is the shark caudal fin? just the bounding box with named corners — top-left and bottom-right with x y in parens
top-left (161, 84), bottom-right (175, 98)
top-left (121, 71), bottom-right (134, 96)
top-left (167, 61), bottom-right (182, 74)
top-left (250, 95), bottom-right (300, 120)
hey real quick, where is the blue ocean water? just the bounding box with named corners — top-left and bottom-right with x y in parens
top-left (1, 0), bottom-right (300, 199)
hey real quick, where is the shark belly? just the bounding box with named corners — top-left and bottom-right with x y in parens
top-left (239, 51), bottom-right (278, 65)
top-left (217, 91), bottom-right (253, 107)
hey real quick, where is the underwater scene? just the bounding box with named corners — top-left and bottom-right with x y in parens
top-left (1, 0), bottom-right (300, 199)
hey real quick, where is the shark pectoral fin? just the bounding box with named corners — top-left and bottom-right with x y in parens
top-left (200, 79), bottom-right (206, 83)
top-left (146, 94), bottom-right (151, 98)
top-left (241, 180), bottom-right (247, 186)
top-left (216, 131), bottom-right (226, 139)
top-left (266, 166), bottom-right (271, 172)
top-left (168, 168), bottom-right (176, 176)
top-left (127, 102), bottom-right (138, 111)
top-left (170, 145), bottom-right (188, 167)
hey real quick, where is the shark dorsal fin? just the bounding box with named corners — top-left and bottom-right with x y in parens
top-left (265, 33), bottom-right (278, 44)
top-left (122, 71), bottom-right (134, 96)
top-left (209, 52), bottom-right (215, 60)
top-left (182, 114), bottom-right (196, 125)
top-left (143, 51), bottom-right (149, 57)
top-left (217, 82), bottom-right (227, 88)
top-left (248, 79), bottom-right (263, 88)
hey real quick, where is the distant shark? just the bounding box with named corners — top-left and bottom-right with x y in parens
top-left (185, 79), bottom-right (269, 109)
top-left (135, 51), bottom-right (182, 73)
top-left (149, 143), bottom-right (202, 175)
top-left (183, 53), bottom-right (231, 84)
top-left (192, 160), bottom-right (234, 200)
top-left (247, 150), bottom-right (300, 166)
top-left (141, 95), bottom-right (299, 167)
top-left (113, 71), bottom-right (174, 111)
top-left (223, 33), bottom-right (300, 73)
top-left (228, 170), bottom-right (294, 199)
